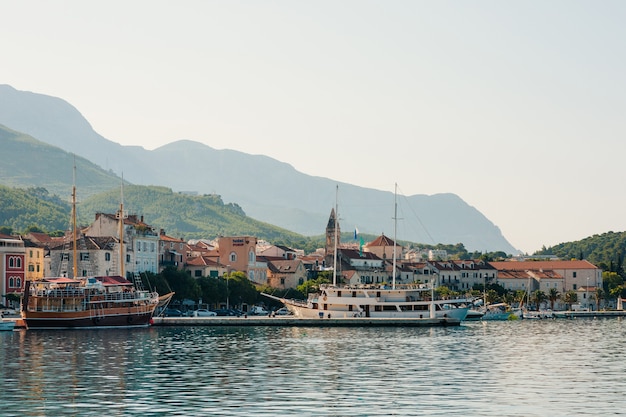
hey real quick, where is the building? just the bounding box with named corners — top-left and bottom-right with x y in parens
top-left (266, 259), bottom-right (307, 289)
top-left (364, 234), bottom-right (402, 261)
top-left (489, 260), bottom-right (602, 294)
top-left (158, 231), bottom-right (186, 272)
top-left (0, 234), bottom-right (25, 308)
top-left (217, 236), bottom-right (267, 285)
top-left (84, 213), bottom-right (159, 275)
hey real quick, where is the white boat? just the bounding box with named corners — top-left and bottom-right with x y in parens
top-left (263, 184), bottom-right (469, 323)
top-left (480, 303), bottom-right (515, 321)
top-left (0, 320), bottom-right (16, 331)
top-left (263, 284), bottom-right (469, 321)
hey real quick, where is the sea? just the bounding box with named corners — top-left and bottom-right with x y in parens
top-left (1, 318), bottom-right (625, 417)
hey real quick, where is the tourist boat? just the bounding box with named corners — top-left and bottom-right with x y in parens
top-left (21, 276), bottom-right (159, 329)
top-left (20, 164), bottom-right (159, 329)
top-left (263, 284), bottom-right (469, 321)
top-left (263, 184), bottom-right (469, 322)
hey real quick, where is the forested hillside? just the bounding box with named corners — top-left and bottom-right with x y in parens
top-left (78, 185), bottom-right (318, 251)
top-left (536, 231), bottom-right (626, 274)
top-left (0, 185), bottom-right (70, 234)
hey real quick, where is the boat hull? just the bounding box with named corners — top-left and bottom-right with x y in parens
top-left (284, 302), bottom-right (469, 321)
top-left (0, 321), bottom-right (16, 331)
top-left (22, 310), bottom-right (153, 329)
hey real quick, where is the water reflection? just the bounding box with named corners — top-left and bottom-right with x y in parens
top-left (1, 320), bottom-right (625, 416)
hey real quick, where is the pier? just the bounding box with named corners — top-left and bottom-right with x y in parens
top-left (152, 316), bottom-right (461, 327)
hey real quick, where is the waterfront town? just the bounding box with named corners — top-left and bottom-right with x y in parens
top-left (0, 208), bottom-right (604, 314)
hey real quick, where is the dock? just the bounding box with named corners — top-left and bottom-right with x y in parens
top-left (553, 310), bottom-right (626, 319)
top-left (152, 316), bottom-right (461, 327)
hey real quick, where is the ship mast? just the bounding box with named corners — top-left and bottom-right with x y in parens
top-left (117, 176), bottom-right (126, 278)
top-left (333, 185), bottom-right (338, 287)
top-left (392, 183), bottom-right (397, 290)
top-left (71, 158), bottom-right (78, 278)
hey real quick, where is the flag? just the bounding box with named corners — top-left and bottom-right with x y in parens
top-left (354, 227), bottom-right (359, 240)
top-left (359, 236), bottom-right (364, 256)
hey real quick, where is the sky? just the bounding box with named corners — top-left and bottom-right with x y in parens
top-left (3, 1), bottom-right (626, 254)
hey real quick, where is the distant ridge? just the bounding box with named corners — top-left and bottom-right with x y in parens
top-left (0, 84), bottom-right (519, 253)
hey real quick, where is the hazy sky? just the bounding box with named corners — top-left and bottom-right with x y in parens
top-left (3, 1), bottom-right (626, 253)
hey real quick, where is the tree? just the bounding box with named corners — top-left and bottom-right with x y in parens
top-left (548, 288), bottom-right (560, 310)
top-left (595, 288), bottom-right (605, 310)
top-left (161, 267), bottom-right (200, 302)
top-left (532, 290), bottom-right (547, 311)
top-left (563, 291), bottom-right (578, 310)
top-left (225, 271), bottom-right (259, 306)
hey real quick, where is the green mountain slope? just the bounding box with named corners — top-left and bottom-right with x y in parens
top-left (0, 185), bottom-right (71, 234)
top-left (78, 185), bottom-right (311, 247)
top-left (0, 124), bottom-right (122, 198)
top-left (536, 231), bottom-right (626, 272)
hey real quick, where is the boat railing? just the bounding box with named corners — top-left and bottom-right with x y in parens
top-left (33, 289), bottom-right (85, 298)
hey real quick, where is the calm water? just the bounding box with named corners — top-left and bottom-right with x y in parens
top-left (1, 319), bottom-right (626, 416)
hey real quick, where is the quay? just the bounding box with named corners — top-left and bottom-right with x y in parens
top-left (152, 316), bottom-right (461, 327)
top-left (553, 310), bottom-right (626, 319)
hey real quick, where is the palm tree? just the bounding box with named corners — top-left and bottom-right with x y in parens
top-left (595, 288), bottom-right (605, 311)
top-left (532, 290), bottom-right (548, 311)
top-left (563, 290), bottom-right (578, 311)
top-left (548, 288), bottom-right (560, 310)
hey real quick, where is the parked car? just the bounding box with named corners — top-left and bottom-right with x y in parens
top-left (0, 304), bottom-right (18, 316)
top-left (164, 308), bottom-right (183, 317)
top-left (192, 309), bottom-right (217, 317)
top-left (249, 306), bottom-right (269, 316)
top-left (274, 307), bottom-right (292, 316)
top-left (213, 308), bottom-right (241, 317)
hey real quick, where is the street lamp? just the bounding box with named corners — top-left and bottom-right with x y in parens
top-left (586, 277), bottom-right (590, 312)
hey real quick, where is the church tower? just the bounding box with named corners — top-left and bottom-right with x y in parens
top-left (325, 208), bottom-right (340, 265)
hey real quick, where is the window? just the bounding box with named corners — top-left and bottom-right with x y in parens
top-left (105, 252), bottom-right (111, 261)
top-left (280, 278), bottom-right (285, 285)
top-left (126, 254), bottom-right (131, 263)
top-left (194, 270), bottom-right (202, 277)
top-left (151, 243), bottom-right (155, 252)
top-left (137, 242), bottom-right (141, 251)
top-left (143, 242), bottom-right (147, 252)
top-left (28, 264), bottom-right (34, 272)
top-left (229, 252), bottom-right (237, 262)
top-left (249, 251), bottom-right (255, 263)
top-left (36, 265), bottom-right (40, 272)
top-left (573, 272), bottom-right (577, 278)
top-left (80, 253), bottom-right (89, 261)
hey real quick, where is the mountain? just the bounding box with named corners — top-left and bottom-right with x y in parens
top-left (0, 84), bottom-right (518, 253)
top-left (0, 124), bottom-right (122, 197)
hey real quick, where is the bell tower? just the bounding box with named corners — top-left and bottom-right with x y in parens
top-left (325, 208), bottom-right (340, 264)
